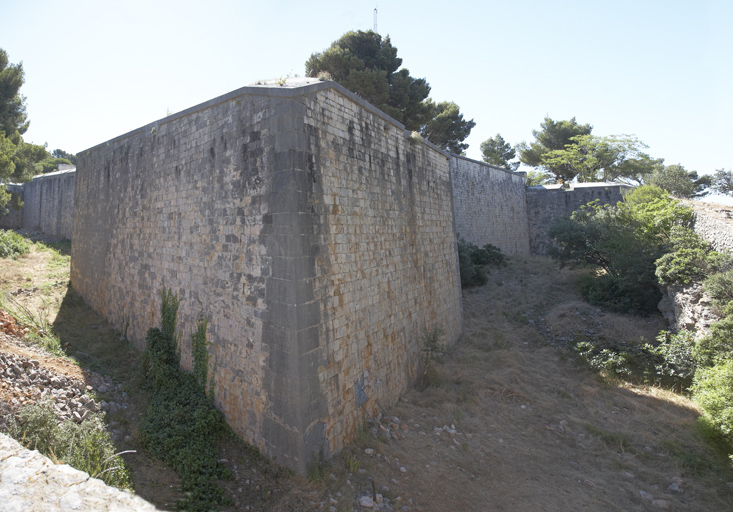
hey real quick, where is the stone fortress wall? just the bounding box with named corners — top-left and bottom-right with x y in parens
top-left (0, 168), bottom-right (76, 239)
top-left (682, 199), bottom-right (733, 254)
top-left (449, 155), bottom-right (530, 256)
top-left (70, 80), bottom-right (463, 473)
top-left (0, 79), bottom-right (634, 475)
top-left (525, 183), bottom-right (631, 254)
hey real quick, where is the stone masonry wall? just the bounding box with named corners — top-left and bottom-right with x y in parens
top-left (71, 81), bottom-right (462, 473)
top-left (0, 170), bottom-right (76, 238)
top-left (525, 184), bottom-right (630, 254)
top-left (0, 184), bottom-right (24, 230)
top-left (684, 200), bottom-right (733, 253)
top-left (449, 156), bottom-right (529, 256)
top-left (304, 88), bottom-right (463, 457)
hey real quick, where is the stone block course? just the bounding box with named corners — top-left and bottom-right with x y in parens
top-left (71, 81), bottom-right (463, 473)
top-left (449, 156), bottom-right (529, 256)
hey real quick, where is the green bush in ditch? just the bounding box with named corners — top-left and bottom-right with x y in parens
top-left (0, 229), bottom-right (29, 258)
top-left (138, 286), bottom-right (230, 511)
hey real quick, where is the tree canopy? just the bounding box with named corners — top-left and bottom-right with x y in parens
top-left (540, 134), bottom-right (661, 184)
top-left (0, 49), bottom-right (29, 142)
top-left (647, 164), bottom-right (710, 198)
top-left (480, 133), bottom-right (519, 171)
top-left (710, 169), bottom-right (733, 196)
top-left (306, 31), bottom-right (474, 153)
top-left (517, 117), bottom-right (664, 184)
top-left (517, 117), bottom-right (592, 181)
top-left (0, 47), bottom-right (66, 217)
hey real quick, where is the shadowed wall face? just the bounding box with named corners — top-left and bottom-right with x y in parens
top-left (0, 171), bottom-right (75, 238)
top-left (71, 82), bottom-right (463, 473)
top-left (449, 156), bottom-right (529, 256)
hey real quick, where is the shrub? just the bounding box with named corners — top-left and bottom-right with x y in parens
top-left (655, 227), bottom-right (732, 286)
top-left (416, 326), bottom-right (445, 389)
top-left (693, 317), bottom-right (733, 368)
top-left (692, 359), bottom-right (733, 446)
top-left (645, 329), bottom-right (697, 389)
top-left (549, 188), bottom-right (693, 315)
top-left (138, 287), bottom-right (230, 511)
top-left (457, 237), bottom-right (508, 287)
top-left (704, 269), bottom-right (733, 310)
top-left (0, 229), bottom-right (30, 258)
top-left (7, 400), bottom-right (132, 488)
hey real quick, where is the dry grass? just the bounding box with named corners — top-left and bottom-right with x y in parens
top-left (339, 256), bottom-right (733, 512)
top-left (2, 244), bottom-right (732, 511)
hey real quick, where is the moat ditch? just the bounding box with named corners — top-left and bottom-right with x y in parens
top-left (1, 239), bottom-right (732, 511)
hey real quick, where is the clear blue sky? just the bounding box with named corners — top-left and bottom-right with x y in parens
top-left (1, 0), bottom-right (731, 174)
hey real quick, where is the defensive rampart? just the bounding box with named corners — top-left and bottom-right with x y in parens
top-left (449, 156), bottom-right (529, 256)
top-left (0, 169), bottom-right (76, 239)
top-left (71, 80), bottom-right (463, 473)
top-left (525, 183), bottom-right (630, 254)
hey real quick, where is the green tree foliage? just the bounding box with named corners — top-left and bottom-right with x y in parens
top-left (0, 49), bottom-right (51, 193)
top-left (306, 31), bottom-right (430, 129)
top-left (655, 227), bottom-right (732, 286)
top-left (52, 148), bottom-right (77, 165)
top-left (548, 186), bottom-right (692, 313)
top-left (540, 134), bottom-right (660, 184)
top-left (516, 117), bottom-right (592, 182)
top-left (420, 100), bottom-right (475, 153)
top-left (711, 169), bottom-right (733, 196)
top-left (0, 49), bottom-right (29, 141)
top-left (648, 164), bottom-right (710, 198)
top-left (480, 133), bottom-right (519, 171)
top-left (306, 31), bottom-right (474, 152)
top-left (524, 169), bottom-right (555, 186)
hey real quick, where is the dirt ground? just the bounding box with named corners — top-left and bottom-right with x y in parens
top-left (2, 243), bottom-right (733, 511)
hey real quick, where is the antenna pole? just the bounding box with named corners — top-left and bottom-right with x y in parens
top-left (374, 7), bottom-right (378, 33)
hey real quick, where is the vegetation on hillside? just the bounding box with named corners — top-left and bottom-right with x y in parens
top-left (549, 186), bottom-right (733, 458)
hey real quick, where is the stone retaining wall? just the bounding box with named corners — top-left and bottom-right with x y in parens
top-left (71, 80), bottom-right (463, 473)
top-left (686, 201), bottom-right (733, 253)
top-left (449, 156), bottom-right (529, 256)
top-left (0, 169), bottom-right (76, 239)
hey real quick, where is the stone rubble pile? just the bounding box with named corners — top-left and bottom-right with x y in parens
top-left (0, 352), bottom-right (100, 423)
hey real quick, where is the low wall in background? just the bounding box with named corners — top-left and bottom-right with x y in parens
top-left (0, 170), bottom-right (76, 239)
top-left (525, 183), bottom-right (630, 254)
top-left (449, 156), bottom-right (529, 256)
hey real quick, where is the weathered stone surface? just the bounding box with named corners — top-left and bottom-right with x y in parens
top-left (0, 433), bottom-right (159, 512)
top-left (71, 80), bottom-right (463, 473)
top-left (449, 155), bottom-right (529, 256)
top-left (0, 169), bottom-right (75, 238)
top-left (658, 283), bottom-right (720, 337)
